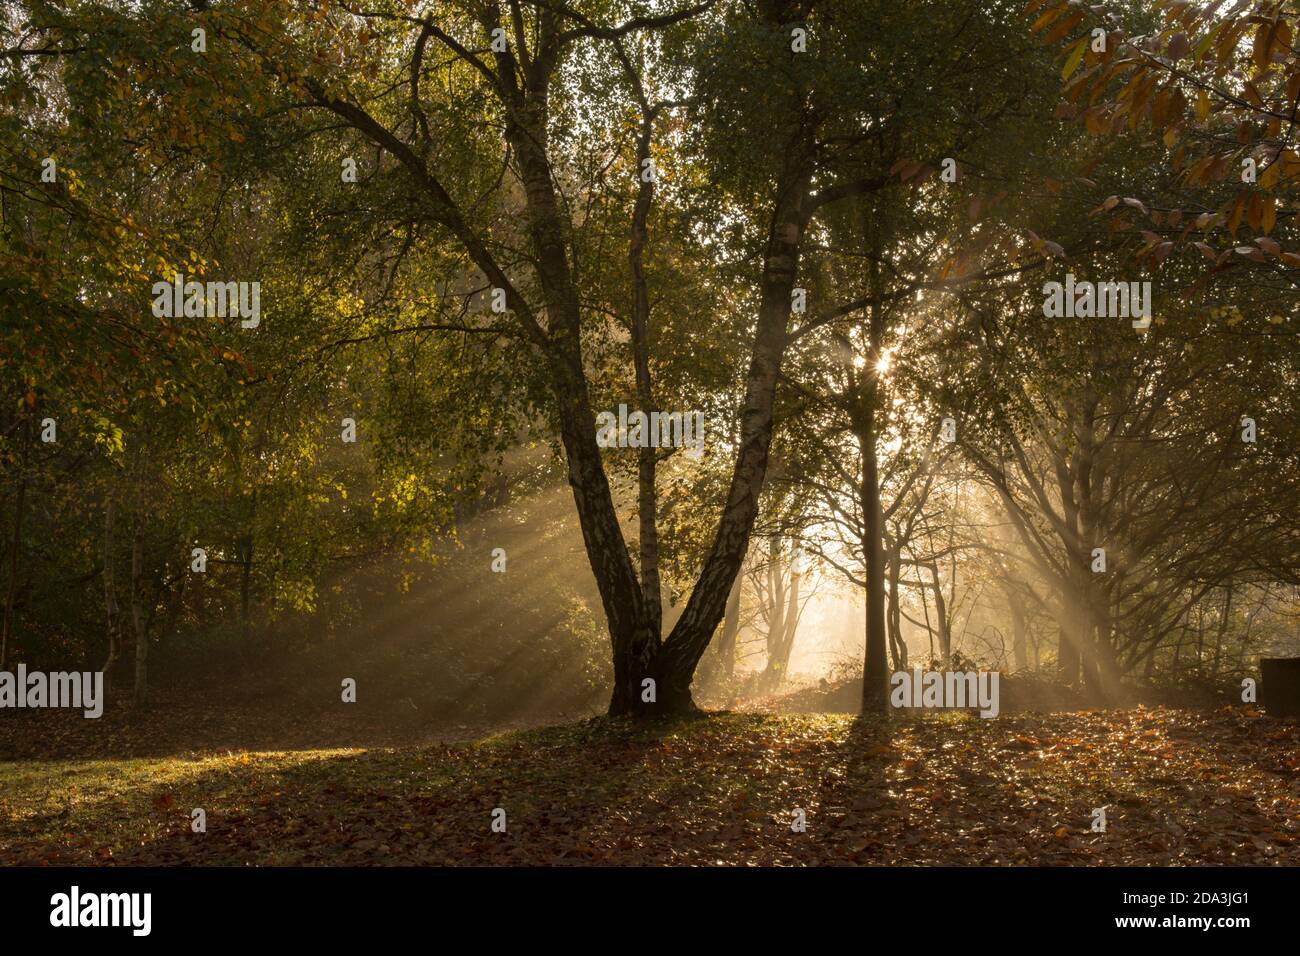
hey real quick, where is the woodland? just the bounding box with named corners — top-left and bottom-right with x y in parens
top-left (1, 0), bottom-right (1299, 866)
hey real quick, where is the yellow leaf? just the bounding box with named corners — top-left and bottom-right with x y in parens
top-left (1248, 193), bottom-right (1264, 232)
top-left (1062, 36), bottom-right (1088, 80)
top-left (1261, 196), bottom-right (1277, 234)
top-left (1259, 160), bottom-right (1282, 190)
top-left (1228, 193), bottom-right (1246, 235)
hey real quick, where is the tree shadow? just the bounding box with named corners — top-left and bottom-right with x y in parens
top-left (805, 713), bottom-right (904, 864)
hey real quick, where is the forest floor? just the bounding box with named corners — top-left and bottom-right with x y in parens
top-left (2, 705), bottom-right (1298, 865)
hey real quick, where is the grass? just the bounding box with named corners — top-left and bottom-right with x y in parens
top-left (2, 708), bottom-right (1297, 865)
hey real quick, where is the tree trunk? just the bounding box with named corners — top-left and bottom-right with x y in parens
top-left (860, 402), bottom-right (890, 712)
top-left (887, 544), bottom-right (907, 670)
top-left (760, 544), bottom-right (801, 692)
top-left (930, 562), bottom-right (952, 666)
top-left (1010, 591), bottom-right (1028, 673)
top-left (130, 511), bottom-right (147, 707)
top-left (1058, 561), bottom-right (1092, 687)
top-left (1091, 600), bottom-right (1122, 701)
top-left (239, 533), bottom-right (254, 655)
top-left (1058, 613), bottom-right (1081, 686)
top-left (759, 541), bottom-right (785, 691)
top-left (629, 107), bottom-right (662, 641)
top-left (550, 373), bottom-right (656, 717)
top-left (717, 572), bottom-right (742, 679)
top-left (102, 500), bottom-right (120, 678)
top-left (1211, 587), bottom-right (1232, 679)
top-left (1, 419), bottom-right (27, 669)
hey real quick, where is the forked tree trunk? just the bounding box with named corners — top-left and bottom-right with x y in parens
top-left (324, 6), bottom-right (814, 718)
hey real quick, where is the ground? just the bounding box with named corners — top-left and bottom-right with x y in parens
top-left (2, 705), bottom-right (1298, 865)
